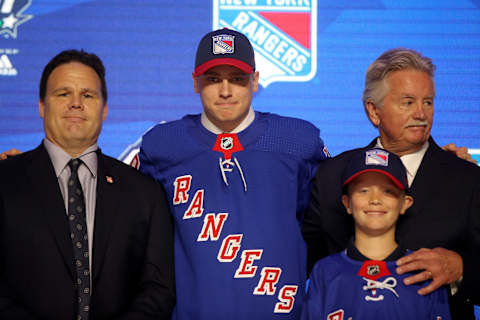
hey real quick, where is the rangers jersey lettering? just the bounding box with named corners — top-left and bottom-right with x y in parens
top-left (274, 285), bottom-right (298, 313)
top-left (173, 175), bottom-right (191, 205)
top-left (234, 249), bottom-right (263, 278)
top-left (183, 189), bottom-right (204, 219)
top-left (218, 234), bottom-right (243, 262)
top-left (197, 213), bottom-right (228, 241)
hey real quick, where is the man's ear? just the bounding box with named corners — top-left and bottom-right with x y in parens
top-left (192, 72), bottom-right (199, 93)
top-left (365, 101), bottom-right (380, 127)
top-left (399, 195), bottom-right (414, 214)
top-left (102, 103), bottom-right (108, 121)
top-left (39, 100), bottom-right (45, 119)
top-left (252, 71), bottom-right (259, 92)
top-left (341, 195), bottom-right (353, 215)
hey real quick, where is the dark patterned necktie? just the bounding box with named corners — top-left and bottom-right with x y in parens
top-left (67, 159), bottom-right (90, 320)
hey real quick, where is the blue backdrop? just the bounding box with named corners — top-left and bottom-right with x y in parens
top-left (0, 0), bottom-right (479, 162)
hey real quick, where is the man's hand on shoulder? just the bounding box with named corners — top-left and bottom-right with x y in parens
top-left (0, 148), bottom-right (22, 160)
top-left (442, 143), bottom-right (477, 164)
top-left (396, 247), bottom-right (463, 295)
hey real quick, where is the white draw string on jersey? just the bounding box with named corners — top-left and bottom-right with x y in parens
top-left (362, 276), bottom-right (399, 301)
top-left (218, 157), bottom-right (247, 192)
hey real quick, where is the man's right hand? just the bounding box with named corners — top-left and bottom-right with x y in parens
top-left (0, 148), bottom-right (22, 160)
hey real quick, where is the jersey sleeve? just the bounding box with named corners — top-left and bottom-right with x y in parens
top-left (301, 263), bottom-right (327, 320)
top-left (137, 133), bottom-right (165, 184)
top-left (297, 134), bottom-right (330, 221)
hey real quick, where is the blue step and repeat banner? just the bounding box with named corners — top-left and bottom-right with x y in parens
top-left (0, 0), bottom-right (479, 317)
top-left (0, 0), bottom-right (479, 163)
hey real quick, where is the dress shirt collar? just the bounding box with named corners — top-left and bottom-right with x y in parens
top-left (43, 138), bottom-right (98, 178)
top-left (201, 107), bottom-right (255, 134)
top-left (375, 138), bottom-right (429, 187)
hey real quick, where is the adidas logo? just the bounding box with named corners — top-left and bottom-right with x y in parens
top-left (0, 54), bottom-right (17, 76)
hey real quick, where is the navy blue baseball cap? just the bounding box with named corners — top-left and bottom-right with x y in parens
top-left (194, 28), bottom-right (255, 77)
top-left (342, 148), bottom-right (409, 194)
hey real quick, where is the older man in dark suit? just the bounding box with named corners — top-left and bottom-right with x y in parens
top-left (302, 48), bottom-right (480, 319)
top-left (0, 50), bottom-right (175, 319)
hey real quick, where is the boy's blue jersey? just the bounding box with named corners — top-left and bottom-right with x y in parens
top-left (138, 112), bottom-right (328, 319)
top-left (302, 251), bottom-right (451, 320)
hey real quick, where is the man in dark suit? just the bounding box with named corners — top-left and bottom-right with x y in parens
top-left (0, 50), bottom-right (175, 319)
top-left (302, 48), bottom-right (480, 319)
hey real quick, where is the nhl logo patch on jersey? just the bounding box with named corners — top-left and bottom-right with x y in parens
top-left (367, 265), bottom-right (380, 277)
top-left (365, 149), bottom-right (389, 166)
top-left (221, 136), bottom-right (233, 150)
top-left (213, 0), bottom-right (317, 87)
top-left (213, 34), bottom-right (235, 54)
top-left (358, 260), bottom-right (390, 281)
top-left (213, 133), bottom-right (243, 160)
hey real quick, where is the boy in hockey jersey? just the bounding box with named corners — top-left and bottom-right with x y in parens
top-left (137, 28), bottom-right (329, 319)
top-left (302, 148), bottom-right (451, 320)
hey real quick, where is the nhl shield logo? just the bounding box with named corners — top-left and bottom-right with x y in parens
top-left (213, 34), bottom-right (235, 54)
top-left (213, 0), bottom-right (317, 87)
top-left (367, 265), bottom-right (380, 277)
top-left (221, 137), bottom-right (234, 150)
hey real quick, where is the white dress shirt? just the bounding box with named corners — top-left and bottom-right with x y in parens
top-left (375, 138), bottom-right (429, 187)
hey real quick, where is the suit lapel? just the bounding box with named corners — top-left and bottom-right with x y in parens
top-left (92, 153), bottom-right (121, 282)
top-left (25, 145), bottom-right (76, 279)
top-left (406, 138), bottom-right (448, 217)
top-left (409, 138), bottom-right (443, 196)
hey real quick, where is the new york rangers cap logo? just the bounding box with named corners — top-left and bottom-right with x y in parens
top-left (194, 28), bottom-right (255, 77)
top-left (365, 149), bottom-right (389, 166)
top-left (213, 34), bottom-right (235, 54)
top-left (342, 148), bottom-right (409, 193)
top-left (213, 0), bottom-right (317, 87)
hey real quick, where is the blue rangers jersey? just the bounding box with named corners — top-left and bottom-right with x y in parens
top-left (302, 251), bottom-right (451, 320)
top-left (138, 112), bottom-right (328, 320)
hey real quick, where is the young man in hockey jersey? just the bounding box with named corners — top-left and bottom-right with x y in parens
top-left (137, 28), bottom-right (329, 319)
top-left (302, 148), bottom-right (451, 320)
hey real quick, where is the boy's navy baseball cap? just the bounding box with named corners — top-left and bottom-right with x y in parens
top-left (342, 148), bottom-right (410, 194)
top-left (194, 28), bottom-right (255, 77)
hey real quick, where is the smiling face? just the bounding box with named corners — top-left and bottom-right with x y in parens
top-left (366, 69), bottom-right (434, 156)
top-left (39, 62), bottom-right (107, 157)
top-left (193, 65), bottom-right (259, 132)
top-left (342, 171), bottom-right (413, 238)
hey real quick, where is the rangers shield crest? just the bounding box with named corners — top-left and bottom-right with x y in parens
top-left (213, 34), bottom-right (235, 54)
top-left (213, 0), bottom-right (317, 87)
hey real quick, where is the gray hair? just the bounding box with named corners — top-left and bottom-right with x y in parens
top-left (362, 48), bottom-right (436, 113)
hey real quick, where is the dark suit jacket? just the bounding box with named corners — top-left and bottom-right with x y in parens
top-left (302, 137), bottom-right (480, 319)
top-left (0, 144), bottom-right (175, 319)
